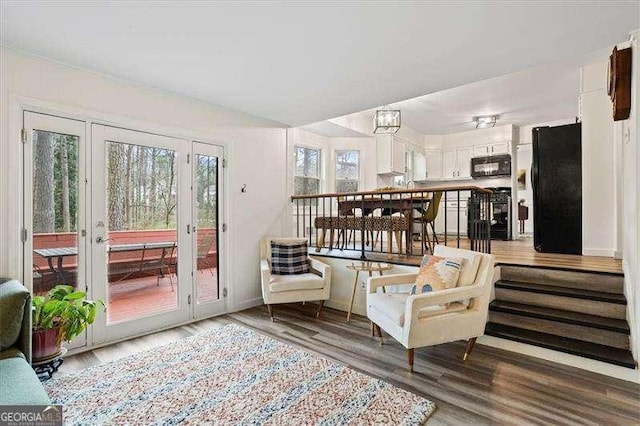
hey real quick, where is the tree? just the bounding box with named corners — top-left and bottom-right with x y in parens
top-left (59, 136), bottom-right (71, 232)
top-left (107, 143), bottom-right (126, 230)
top-left (33, 131), bottom-right (55, 233)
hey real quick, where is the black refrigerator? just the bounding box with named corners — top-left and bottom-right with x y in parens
top-left (532, 123), bottom-right (582, 254)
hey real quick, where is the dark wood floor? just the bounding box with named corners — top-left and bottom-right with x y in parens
top-left (61, 304), bottom-right (640, 425)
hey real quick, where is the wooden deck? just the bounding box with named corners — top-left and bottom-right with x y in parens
top-left (310, 237), bottom-right (622, 274)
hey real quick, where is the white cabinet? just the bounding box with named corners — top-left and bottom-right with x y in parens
top-left (457, 147), bottom-right (472, 179)
top-left (376, 134), bottom-right (406, 175)
top-left (471, 142), bottom-right (511, 157)
top-left (425, 149), bottom-right (442, 180)
top-left (412, 150), bottom-right (427, 181)
top-left (490, 142), bottom-right (510, 155)
top-left (443, 149), bottom-right (457, 179)
top-left (443, 147), bottom-right (472, 180)
top-left (434, 198), bottom-right (468, 235)
top-left (472, 145), bottom-right (490, 157)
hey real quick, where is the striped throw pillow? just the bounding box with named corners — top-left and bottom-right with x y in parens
top-left (270, 241), bottom-right (310, 275)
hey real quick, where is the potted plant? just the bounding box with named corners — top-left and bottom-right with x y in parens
top-left (32, 285), bottom-right (104, 361)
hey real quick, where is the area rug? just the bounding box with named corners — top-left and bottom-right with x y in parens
top-left (45, 324), bottom-right (436, 425)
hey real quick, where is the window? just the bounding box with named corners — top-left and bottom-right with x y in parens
top-left (294, 146), bottom-right (320, 196)
top-left (335, 150), bottom-right (360, 193)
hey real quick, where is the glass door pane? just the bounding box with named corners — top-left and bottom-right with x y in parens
top-left (193, 142), bottom-right (225, 318)
top-left (104, 142), bottom-right (179, 324)
top-left (31, 131), bottom-right (80, 293)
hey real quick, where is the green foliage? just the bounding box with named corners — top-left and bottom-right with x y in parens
top-left (32, 285), bottom-right (105, 343)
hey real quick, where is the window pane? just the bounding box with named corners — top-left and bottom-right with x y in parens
top-left (336, 180), bottom-right (358, 193)
top-left (295, 146), bottom-right (319, 178)
top-left (294, 176), bottom-right (320, 195)
top-left (336, 151), bottom-right (359, 180)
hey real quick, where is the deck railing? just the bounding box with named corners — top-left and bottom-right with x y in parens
top-left (290, 186), bottom-right (492, 261)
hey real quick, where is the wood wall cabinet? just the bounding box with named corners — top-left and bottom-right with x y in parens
top-left (376, 134), bottom-right (406, 175)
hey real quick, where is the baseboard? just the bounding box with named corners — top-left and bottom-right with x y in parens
top-left (324, 298), bottom-right (366, 317)
top-left (582, 248), bottom-right (615, 257)
top-left (478, 335), bottom-right (639, 383)
top-left (230, 297), bottom-right (264, 313)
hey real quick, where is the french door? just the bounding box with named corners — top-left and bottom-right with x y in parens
top-left (192, 142), bottom-right (225, 318)
top-left (91, 124), bottom-right (192, 342)
top-left (23, 111), bottom-right (226, 347)
top-left (23, 111), bottom-right (88, 350)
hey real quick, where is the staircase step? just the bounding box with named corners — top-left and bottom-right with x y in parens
top-left (495, 287), bottom-right (626, 320)
top-left (499, 265), bottom-right (624, 294)
top-left (495, 280), bottom-right (626, 304)
top-left (489, 300), bottom-right (630, 333)
top-left (485, 323), bottom-right (636, 369)
top-left (489, 311), bottom-right (630, 349)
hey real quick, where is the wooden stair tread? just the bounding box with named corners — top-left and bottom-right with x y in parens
top-left (495, 280), bottom-right (627, 304)
top-left (489, 301), bottom-right (630, 333)
top-left (496, 261), bottom-right (624, 276)
top-left (485, 323), bottom-right (636, 369)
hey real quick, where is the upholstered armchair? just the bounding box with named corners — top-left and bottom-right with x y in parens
top-left (260, 237), bottom-right (331, 321)
top-left (366, 245), bottom-right (496, 372)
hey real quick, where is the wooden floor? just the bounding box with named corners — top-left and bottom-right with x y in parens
top-left (312, 237), bottom-right (623, 274)
top-left (60, 304), bottom-right (640, 425)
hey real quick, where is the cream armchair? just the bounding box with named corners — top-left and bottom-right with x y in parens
top-left (366, 245), bottom-right (495, 372)
top-left (260, 237), bottom-right (331, 321)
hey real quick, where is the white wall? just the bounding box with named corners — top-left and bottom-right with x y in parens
top-left (517, 118), bottom-right (576, 234)
top-left (0, 47), bottom-right (289, 312)
top-left (580, 61), bottom-right (616, 257)
top-left (618, 31), bottom-right (640, 364)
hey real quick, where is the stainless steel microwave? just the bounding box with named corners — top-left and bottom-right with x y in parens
top-left (471, 154), bottom-right (511, 178)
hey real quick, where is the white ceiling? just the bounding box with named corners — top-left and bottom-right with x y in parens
top-left (381, 57), bottom-right (586, 135)
top-left (1, 1), bottom-right (638, 126)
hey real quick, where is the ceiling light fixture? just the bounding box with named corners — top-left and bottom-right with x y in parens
top-left (473, 115), bottom-right (498, 129)
top-left (373, 108), bottom-right (401, 134)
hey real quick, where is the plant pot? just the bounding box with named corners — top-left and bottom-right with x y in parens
top-left (32, 327), bottom-right (62, 361)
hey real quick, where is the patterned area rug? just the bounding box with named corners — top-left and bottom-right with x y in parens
top-left (45, 324), bottom-right (436, 425)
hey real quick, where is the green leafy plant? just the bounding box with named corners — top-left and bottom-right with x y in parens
top-left (32, 285), bottom-right (105, 343)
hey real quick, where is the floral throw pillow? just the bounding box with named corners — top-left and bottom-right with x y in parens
top-left (270, 241), bottom-right (310, 275)
top-left (410, 255), bottom-right (463, 295)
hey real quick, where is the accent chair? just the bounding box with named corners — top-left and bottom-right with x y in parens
top-left (260, 237), bottom-right (331, 321)
top-left (366, 245), bottom-right (496, 372)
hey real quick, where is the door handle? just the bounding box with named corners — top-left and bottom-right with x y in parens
top-left (96, 237), bottom-right (109, 244)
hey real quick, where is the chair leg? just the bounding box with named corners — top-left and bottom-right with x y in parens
top-left (430, 221), bottom-right (439, 245)
top-left (463, 337), bottom-right (477, 361)
top-left (267, 304), bottom-right (274, 322)
top-left (316, 229), bottom-right (325, 252)
top-left (407, 348), bottom-right (414, 372)
top-left (316, 300), bottom-right (325, 319)
top-left (370, 321), bottom-right (375, 337)
top-left (373, 323), bottom-right (383, 345)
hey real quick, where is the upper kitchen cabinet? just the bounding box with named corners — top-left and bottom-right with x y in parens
top-left (443, 147), bottom-right (472, 180)
top-left (472, 142), bottom-right (511, 158)
top-left (411, 149), bottom-right (427, 181)
top-left (425, 149), bottom-right (442, 180)
top-left (376, 134), bottom-right (406, 175)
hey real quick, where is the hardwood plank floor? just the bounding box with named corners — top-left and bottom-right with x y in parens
top-left (312, 237), bottom-right (623, 274)
top-left (59, 305), bottom-right (639, 425)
